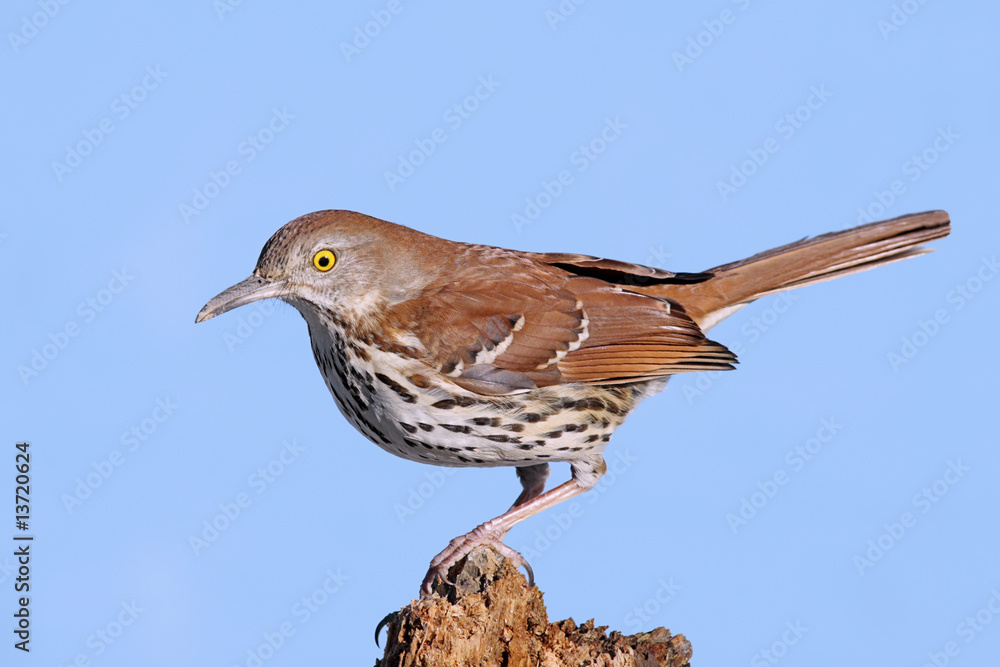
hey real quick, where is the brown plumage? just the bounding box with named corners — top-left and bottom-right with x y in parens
top-left (196, 208), bottom-right (950, 594)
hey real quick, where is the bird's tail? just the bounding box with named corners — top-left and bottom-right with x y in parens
top-left (654, 210), bottom-right (951, 331)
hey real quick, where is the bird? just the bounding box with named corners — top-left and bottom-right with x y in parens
top-left (196, 208), bottom-right (950, 594)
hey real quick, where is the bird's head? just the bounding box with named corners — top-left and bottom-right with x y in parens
top-left (195, 210), bottom-right (434, 328)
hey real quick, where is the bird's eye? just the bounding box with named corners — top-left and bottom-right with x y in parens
top-left (312, 250), bottom-right (336, 272)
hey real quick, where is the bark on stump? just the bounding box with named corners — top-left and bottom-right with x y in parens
top-left (376, 548), bottom-right (691, 667)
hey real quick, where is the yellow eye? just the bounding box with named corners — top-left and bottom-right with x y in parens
top-left (312, 249), bottom-right (336, 272)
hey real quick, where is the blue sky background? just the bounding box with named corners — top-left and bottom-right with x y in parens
top-left (3, 2), bottom-right (998, 665)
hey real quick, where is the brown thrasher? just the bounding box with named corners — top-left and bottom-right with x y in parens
top-left (196, 209), bottom-right (949, 594)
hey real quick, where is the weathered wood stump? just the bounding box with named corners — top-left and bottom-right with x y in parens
top-left (376, 548), bottom-right (691, 667)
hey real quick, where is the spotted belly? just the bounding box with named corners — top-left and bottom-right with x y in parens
top-left (309, 332), bottom-right (654, 469)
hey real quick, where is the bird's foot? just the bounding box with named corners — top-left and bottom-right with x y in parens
top-left (374, 611), bottom-right (398, 647)
top-left (420, 522), bottom-right (533, 596)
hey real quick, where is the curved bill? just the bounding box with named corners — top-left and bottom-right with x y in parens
top-left (195, 275), bottom-right (288, 323)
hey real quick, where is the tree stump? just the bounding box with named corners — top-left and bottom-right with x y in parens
top-left (376, 548), bottom-right (692, 667)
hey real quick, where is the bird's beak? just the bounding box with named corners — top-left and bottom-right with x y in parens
top-left (195, 275), bottom-right (288, 323)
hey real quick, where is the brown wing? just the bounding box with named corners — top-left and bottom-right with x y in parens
top-left (556, 276), bottom-right (736, 385)
top-left (383, 249), bottom-right (735, 395)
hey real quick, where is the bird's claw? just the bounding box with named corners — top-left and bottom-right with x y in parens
top-left (420, 527), bottom-right (534, 596)
top-left (374, 611), bottom-right (399, 647)
top-left (521, 557), bottom-right (534, 588)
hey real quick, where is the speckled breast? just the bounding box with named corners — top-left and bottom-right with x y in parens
top-left (304, 311), bottom-right (658, 469)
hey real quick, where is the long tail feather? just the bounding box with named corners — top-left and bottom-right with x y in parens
top-left (654, 210), bottom-right (951, 331)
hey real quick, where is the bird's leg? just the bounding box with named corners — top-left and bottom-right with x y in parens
top-left (421, 456), bottom-right (606, 595)
top-left (512, 463), bottom-right (550, 509)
